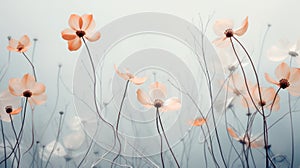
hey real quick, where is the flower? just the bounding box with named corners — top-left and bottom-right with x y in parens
top-left (0, 90), bottom-right (22, 121)
top-left (61, 14), bottom-right (101, 51)
top-left (114, 65), bottom-right (147, 85)
top-left (213, 16), bottom-right (248, 47)
top-left (136, 81), bottom-right (181, 112)
top-left (267, 39), bottom-right (300, 63)
top-left (243, 85), bottom-right (280, 111)
top-left (8, 74), bottom-right (47, 106)
top-left (227, 127), bottom-right (264, 148)
top-left (7, 35), bottom-right (31, 52)
top-left (265, 62), bottom-right (300, 96)
top-left (189, 117), bottom-right (206, 127)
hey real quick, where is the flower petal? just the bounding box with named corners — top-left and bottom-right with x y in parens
top-left (7, 39), bottom-right (18, 52)
top-left (9, 78), bottom-right (24, 96)
top-left (149, 82), bottom-right (167, 99)
top-left (213, 37), bottom-right (230, 48)
top-left (114, 65), bottom-right (130, 80)
top-left (267, 46), bottom-right (288, 62)
top-left (264, 73), bottom-right (279, 86)
top-left (61, 28), bottom-right (77, 40)
top-left (234, 16), bottom-right (248, 36)
top-left (227, 127), bottom-right (239, 140)
top-left (288, 68), bottom-right (300, 84)
top-left (68, 14), bottom-right (81, 30)
top-left (81, 14), bottom-right (95, 31)
top-left (136, 89), bottom-right (153, 108)
top-left (32, 83), bottom-right (46, 95)
top-left (213, 19), bottom-right (234, 37)
top-left (68, 38), bottom-right (82, 51)
top-left (21, 74), bottom-right (36, 90)
top-left (19, 35), bottom-right (31, 48)
top-left (29, 93), bottom-right (47, 105)
top-left (85, 32), bottom-right (101, 42)
top-left (130, 77), bottom-right (147, 85)
top-left (160, 97), bottom-right (181, 112)
top-left (275, 62), bottom-right (290, 80)
top-left (189, 117), bottom-right (206, 126)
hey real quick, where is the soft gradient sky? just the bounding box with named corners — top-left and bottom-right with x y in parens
top-left (1, 0), bottom-right (300, 167)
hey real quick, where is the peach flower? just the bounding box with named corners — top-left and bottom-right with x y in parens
top-left (7, 35), bottom-right (31, 52)
top-left (114, 65), bottom-right (147, 85)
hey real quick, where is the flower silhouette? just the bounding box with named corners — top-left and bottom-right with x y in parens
top-left (213, 16), bottom-right (248, 47)
top-left (136, 81), bottom-right (181, 112)
top-left (265, 62), bottom-right (300, 96)
top-left (7, 35), bottom-right (31, 52)
top-left (114, 65), bottom-right (147, 85)
top-left (227, 127), bottom-right (264, 148)
top-left (267, 39), bottom-right (300, 63)
top-left (8, 74), bottom-right (47, 106)
top-left (61, 14), bottom-right (101, 51)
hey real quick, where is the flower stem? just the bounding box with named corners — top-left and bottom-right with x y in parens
top-left (22, 52), bottom-right (37, 81)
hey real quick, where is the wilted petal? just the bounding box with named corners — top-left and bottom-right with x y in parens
top-left (85, 32), bottom-right (101, 42)
top-left (68, 38), bottom-right (82, 51)
top-left (213, 19), bottom-right (234, 37)
top-left (130, 77), bottom-right (147, 85)
top-left (160, 97), bottom-right (181, 112)
top-left (275, 62), bottom-right (290, 80)
top-left (61, 28), bottom-right (77, 40)
top-left (68, 14), bottom-right (81, 30)
top-left (136, 89), bottom-right (153, 108)
top-left (234, 16), bottom-right (248, 36)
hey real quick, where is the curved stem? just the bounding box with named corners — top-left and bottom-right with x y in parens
top-left (0, 120), bottom-right (7, 167)
top-left (22, 52), bottom-right (37, 81)
top-left (156, 108), bottom-right (165, 168)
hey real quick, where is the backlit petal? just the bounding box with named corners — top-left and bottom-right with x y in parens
top-left (149, 82), bottom-right (167, 99)
top-left (81, 14), bottom-right (95, 31)
top-left (189, 117), bottom-right (206, 126)
top-left (68, 38), bottom-right (82, 51)
top-left (288, 68), bottom-right (300, 84)
top-left (136, 89), bottom-right (153, 108)
top-left (85, 32), bottom-right (101, 42)
top-left (264, 73), bottom-right (279, 86)
top-left (68, 14), bottom-right (81, 30)
top-left (32, 83), bottom-right (46, 95)
top-left (61, 28), bottom-right (76, 40)
top-left (234, 16), bottom-right (248, 36)
top-left (7, 39), bottom-right (18, 52)
top-left (213, 37), bottom-right (230, 48)
top-left (130, 77), bottom-right (147, 85)
top-left (19, 35), bottom-right (31, 48)
top-left (275, 62), bottom-right (290, 80)
top-left (29, 94), bottom-right (47, 105)
top-left (213, 19), bottom-right (234, 37)
top-left (9, 78), bottom-right (24, 96)
top-left (227, 127), bottom-right (239, 140)
top-left (160, 97), bottom-right (181, 112)
top-left (21, 74), bottom-right (36, 89)
top-left (114, 65), bottom-right (130, 80)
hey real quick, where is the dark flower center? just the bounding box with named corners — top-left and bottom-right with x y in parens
top-left (5, 106), bottom-right (13, 113)
top-left (279, 78), bottom-right (290, 89)
top-left (17, 44), bottom-right (24, 51)
top-left (258, 100), bottom-right (266, 107)
top-left (154, 99), bottom-right (164, 108)
top-left (288, 51), bottom-right (298, 57)
top-left (76, 30), bottom-right (86, 38)
top-left (23, 90), bottom-right (33, 98)
top-left (225, 29), bottom-right (234, 37)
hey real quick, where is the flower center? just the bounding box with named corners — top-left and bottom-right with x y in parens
top-left (258, 100), bottom-right (266, 107)
top-left (279, 78), bottom-right (290, 89)
top-left (228, 65), bottom-right (237, 72)
top-left (76, 30), bottom-right (86, 38)
top-left (154, 99), bottom-right (164, 108)
top-left (288, 51), bottom-right (298, 57)
top-left (17, 43), bottom-right (24, 51)
top-left (224, 29), bottom-right (234, 37)
top-left (23, 90), bottom-right (33, 97)
top-left (5, 106), bottom-right (13, 113)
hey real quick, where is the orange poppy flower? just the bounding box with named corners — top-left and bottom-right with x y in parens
top-left (265, 62), bottom-right (300, 96)
top-left (61, 14), bottom-right (101, 51)
top-left (213, 17), bottom-right (248, 47)
top-left (189, 117), bottom-right (206, 126)
top-left (0, 90), bottom-right (22, 121)
top-left (227, 127), bottom-right (264, 148)
top-left (136, 82), bottom-right (181, 112)
top-left (8, 74), bottom-right (47, 106)
top-left (7, 35), bottom-right (31, 52)
top-left (114, 65), bottom-right (147, 85)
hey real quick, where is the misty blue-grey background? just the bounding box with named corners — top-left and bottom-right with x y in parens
top-left (0, 0), bottom-right (300, 167)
